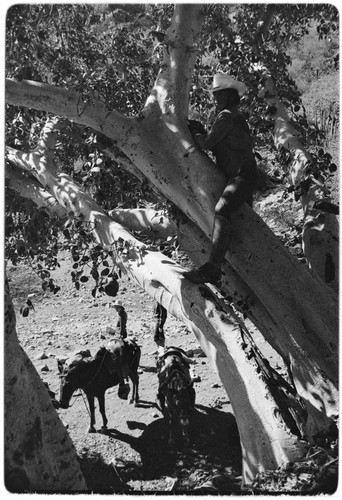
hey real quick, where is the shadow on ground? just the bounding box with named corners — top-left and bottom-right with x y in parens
top-left (78, 403), bottom-right (242, 493)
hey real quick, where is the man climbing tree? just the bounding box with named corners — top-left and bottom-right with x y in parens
top-left (183, 73), bottom-right (258, 284)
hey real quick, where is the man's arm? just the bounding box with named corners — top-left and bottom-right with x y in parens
top-left (195, 111), bottom-right (233, 151)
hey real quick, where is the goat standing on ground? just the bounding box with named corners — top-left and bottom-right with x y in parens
top-left (58, 339), bottom-right (141, 433)
top-left (156, 346), bottom-right (196, 446)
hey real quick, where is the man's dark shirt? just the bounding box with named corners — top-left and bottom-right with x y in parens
top-left (196, 106), bottom-right (255, 180)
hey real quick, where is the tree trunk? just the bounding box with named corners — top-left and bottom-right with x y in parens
top-left (124, 254), bottom-right (309, 486)
top-left (5, 159), bottom-right (309, 484)
top-left (4, 277), bottom-right (87, 492)
top-left (261, 77), bottom-right (339, 292)
top-left (6, 86), bottom-right (338, 438)
top-left (108, 205), bottom-right (339, 438)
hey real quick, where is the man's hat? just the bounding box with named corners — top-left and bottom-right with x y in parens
top-left (113, 300), bottom-right (123, 307)
top-left (212, 73), bottom-right (247, 96)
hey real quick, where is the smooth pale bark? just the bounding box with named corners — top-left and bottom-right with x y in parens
top-left (6, 165), bottom-right (69, 218)
top-left (145, 4), bottom-right (203, 119)
top-left (261, 77), bottom-right (339, 292)
top-left (4, 278), bottom-right (86, 492)
top-left (120, 248), bottom-right (309, 487)
top-left (107, 206), bottom-right (339, 435)
top-left (109, 207), bottom-right (178, 240)
top-left (6, 99), bottom-right (338, 437)
top-left (109, 207), bottom-right (290, 351)
top-left (5, 152), bottom-right (308, 484)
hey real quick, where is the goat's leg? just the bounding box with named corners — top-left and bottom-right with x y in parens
top-left (98, 393), bottom-right (108, 432)
top-left (180, 417), bottom-right (191, 445)
top-left (118, 370), bottom-right (130, 400)
top-left (129, 372), bottom-right (139, 405)
top-left (87, 395), bottom-right (96, 433)
top-left (168, 415), bottom-right (176, 447)
top-left (156, 390), bottom-right (165, 413)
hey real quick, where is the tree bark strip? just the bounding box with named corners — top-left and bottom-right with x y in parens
top-left (261, 77), bottom-right (339, 292)
top-left (5, 278), bottom-right (87, 492)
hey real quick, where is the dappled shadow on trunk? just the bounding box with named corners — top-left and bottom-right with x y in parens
top-left (102, 404), bottom-right (242, 493)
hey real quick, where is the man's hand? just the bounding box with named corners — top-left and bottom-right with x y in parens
top-left (187, 119), bottom-right (206, 136)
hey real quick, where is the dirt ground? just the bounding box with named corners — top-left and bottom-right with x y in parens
top-left (8, 255), bottom-right (250, 494)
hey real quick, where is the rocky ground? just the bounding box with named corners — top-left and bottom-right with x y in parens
top-left (8, 257), bottom-right (247, 494)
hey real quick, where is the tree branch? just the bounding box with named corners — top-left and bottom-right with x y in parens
top-left (6, 79), bottom-right (134, 149)
top-left (5, 165), bottom-right (68, 218)
top-left (102, 146), bottom-right (147, 183)
top-left (261, 77), bottom-right (339, 291)
top-left (255, 4), bottom-right (277, 43)
top-left (167, 4), bottom-right (204, 117)
top-left (143, 4), bottom-right (204, 120)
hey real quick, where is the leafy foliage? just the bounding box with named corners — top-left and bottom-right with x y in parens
top-left (5, 194), bottom-right (62, 315)
top-left (5, 3), bottom-right (339, 303)
top-left (61, 216), bottom-right (120, 299)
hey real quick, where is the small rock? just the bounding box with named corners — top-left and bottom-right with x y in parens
top-left (41, 365), bottom-right (49, 372)
top-left (36, 352), bottom-right (48, 360)
top-left (212, 383), bottom-right (221, 388)
top-left (151, 412), bottom-right (160, 418)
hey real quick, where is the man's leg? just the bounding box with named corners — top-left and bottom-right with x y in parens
top-left (208, 213), bottom-right (232, 266)
top-left (183, 176), bottom-right (248, 285)
top-left (182, 213), bottom-right (232, 284)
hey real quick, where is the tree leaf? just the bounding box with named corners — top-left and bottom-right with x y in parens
top-left (104, 280), bottom-right (119, 297)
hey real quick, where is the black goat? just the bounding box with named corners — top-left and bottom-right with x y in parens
top-left (58, 339), bottom-right (141, 433)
